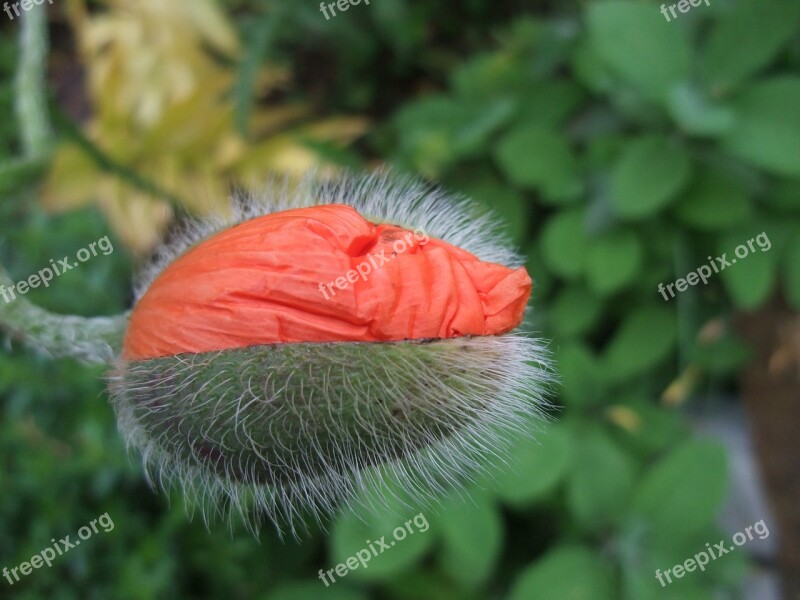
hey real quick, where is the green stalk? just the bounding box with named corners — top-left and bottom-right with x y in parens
top-left (0, 5), bottom-right (128, 366)
top-left (0, 265), bottom-right (128, 364)
top-left (15, 1), bottom-right (51, 160)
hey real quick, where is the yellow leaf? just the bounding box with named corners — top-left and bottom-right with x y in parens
top-left (46, 0), bottom-right (367, 253)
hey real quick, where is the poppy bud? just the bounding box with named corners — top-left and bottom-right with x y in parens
top-left (110, 173), bottom-right (551, 533)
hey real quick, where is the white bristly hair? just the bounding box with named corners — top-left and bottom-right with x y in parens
top-left (114, 171), bottom-right (553, 537)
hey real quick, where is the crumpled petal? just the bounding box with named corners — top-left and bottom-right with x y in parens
top-left (123, 204), bottom-right (532, 360)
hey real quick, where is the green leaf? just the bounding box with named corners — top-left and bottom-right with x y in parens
top-left (633, 439), bottom-right (728, 541)
top-left (372, 0), bottom-right (424, 54)
top-left (491, 423), bottom-right (572, 507)
top-left (611, 400), bottom-right (688, 457)
top-left (540, 209), bottom-right (589, 280)
top-left (383, 568), bottom-right (483, 600)
top-left (556, 343), bottom-right (606, 408)
top-left (567, 429), bottom-right (636, 530)
top-left (619, 522), bottom-right (744, 599)
top-left (603, 306), bottom-right (677, 382)
top-left (527, 245), bottom-right (555, 301)
top-left (586, 1), bottom-right (690, 99)
top-left (509, 546), bottom-right (616, 600)
top-left (494, 123), bottom-right (579, 198)
top-left (765, 179), bottom-right (800, 214)
top-left (586, 133), bottom-right (626, 171)
top-left (548, 285), bottom-right (603, 338)
top-left (512, 82), bottom-right (585, 128)
top-left (436, 491), bottom-right (503, 588)
top-left (454, 99), bottom-right (517, 156)
top-left (330, 500), bottom-right (433, 581)
top-left (702, 0), bottom-right (800, 94)
top-left (785, 235), bottom-right (800, 310)
top-left (0, 156), bottom-right (48, 195)
top-left (722, 78), bottom-right (800, 177)
top-left (666, 83), bottom-right (734, 137)
top-left (454, 176), bottom-right (529, 244)
top-left (717, 230), bottom-right (778, 309)
top-left (454, 20), bottom-right (572, 96)
top-left (585, 230), bottom-right (643, 295)
top-left (610, 136), bottom-right (692, 219)
top-left (452, 52), bottom-right (526, 99)
top-left (672, 173), bottom-right (752, 230)
top-left (571, 40), bottom-right (616, 95)
top-left (267, 582), bottom-right (368, 600)
top-left (622, 561), bottom-right (717, 600)
top-left (394, 95), bottom-right (515, 177)
top-left (690, 329), bottom-right (752, 376)
top-left (503, 18), bottom-right (575, 78)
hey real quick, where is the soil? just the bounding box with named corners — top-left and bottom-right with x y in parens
top-left (738, 296), bottom-right (800, 599)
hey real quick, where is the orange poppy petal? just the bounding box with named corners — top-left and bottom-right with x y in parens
top-left (123, 204), bottom-right (531, 360)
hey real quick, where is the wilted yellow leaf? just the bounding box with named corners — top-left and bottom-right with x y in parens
top-left (44, 0), bottom-right (366, 253)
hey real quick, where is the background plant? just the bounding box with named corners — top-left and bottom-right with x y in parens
top-left (1, 0), bottom-right (798, 598)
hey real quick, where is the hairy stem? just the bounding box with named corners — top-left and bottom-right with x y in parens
top-left (0, 5), bottom-right (128, 366)
top-left (16, 3), bottom-right (51, 159)
top-left (0, 266), bottom-right (128, 364)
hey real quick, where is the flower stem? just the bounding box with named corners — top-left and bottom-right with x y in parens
top-left (0, 5), bottom-right (128, 366)
top-left (16, 2), bottom-right (51, 159)
top-left (0, 265), bottom-right (128, 364)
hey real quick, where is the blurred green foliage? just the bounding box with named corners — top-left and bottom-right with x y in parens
top-left (2, 0), bottom-right (800, 598)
